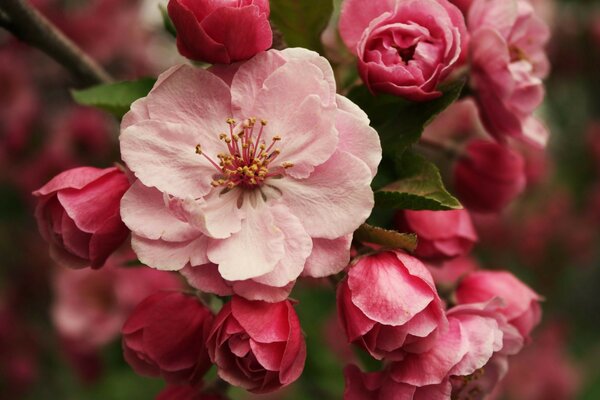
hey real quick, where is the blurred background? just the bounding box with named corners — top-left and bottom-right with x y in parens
top-left (1, 0), bottom-right (600, 399)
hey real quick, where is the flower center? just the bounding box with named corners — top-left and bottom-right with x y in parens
top-left (196, 118), bottom-right (294, 190)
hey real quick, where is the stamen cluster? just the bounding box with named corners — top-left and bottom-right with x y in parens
top-left (196, 118), bottom-right (293, 190)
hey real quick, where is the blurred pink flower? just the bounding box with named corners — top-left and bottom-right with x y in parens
top-left (395, 209), bottom-right (478, 261)
top-left (468, 0), bottom-right (550, 147)
top-left (207, 297), bottom-right (306, 393)
top-left (421, 98), bottom-right (483, 144)
top-left (51, 256), bottom-right (182, 349)
top-left (34, 166), bottom-right (131, 269)
top-left (339, 0), bottom-right (468, 101)
top-left (168, 0), bottom-right (272, 64)
top-left (120, 48), bottom-right (380, 300)
top-left (492, 323), bottom-right (582, 400)
top-left (337, 251), bottom-right (447, 360)
top-left (456, 270), bottom-right (542, 340)
top-left (454, 140), bottom-right (526, 213)
top-left (122, 291), bottom-right (213, 385)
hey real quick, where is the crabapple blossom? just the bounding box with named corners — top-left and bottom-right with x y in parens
top-left (456, 270), bottom-right (542, 339)
top-left (206, 297), bottom-right (306, 393)
top-left (454, 140), bottom-right (526, 213)
top-left (337, 251), bottom-right (447, 360)
top-left (122, 291), bottom-right (213, 385)
top-left (33, 166), bottom-right (131, 269)
top-left (395, 209), bottom-right (478, 261)
top-left (468, 0), bottom-right (550, 146)
top-left (339, 0), bottom-right (468, 101)
top-left (120, 48), bottom-right (380, 301)
top-left (168, 0), bottom-right (272, 64)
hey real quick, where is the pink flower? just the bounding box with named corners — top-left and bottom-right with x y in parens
top-left (206, 297), bottom-right (306, 393)
top-left (122, 291), bottom-right (213, 385)
top-left (120, 49), bottom-right (380, 301)
top-left (52, 257), bottom-right (182, 348)
top-left (456, 270), bottom-right (542, 339)
top-left (453, 140), bottom-right (526, 213)
top-left (339, 0), bottom-right (468, 101)
top-left (33, 167), bottom-right (131, 269)
top-left (344, 364), bottom-right (451, 400)
top-left (389, 300), bottom-right (523, 389)
top-left (168, 0), bottom-right (272, 64)
top-left (468, 0), bottom-right (550, 146)
top-left (395, 209), bottom-right (478, 261)
top-left (337, 251), bottom-right (447, 360)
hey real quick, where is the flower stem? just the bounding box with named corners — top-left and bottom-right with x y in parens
top-left (0, 0), bottom-right (112, 86)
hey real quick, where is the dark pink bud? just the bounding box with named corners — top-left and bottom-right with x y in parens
top-left (168, 0), bottom-right (272, 64)
top-left (206, 296), bottom-right (306, 393)
top-left (33, 167), bottom-right (131, 269)
top-left (454, 140), bottom-right (526, 213)
top-left (395, 209), bottom-right (478, 261)
top-left (456, 270), bottom-right (542, 340)
top-left (337, 251), bottom-right (447, 361)
top-left (122, 292), bottom-right (214, 385)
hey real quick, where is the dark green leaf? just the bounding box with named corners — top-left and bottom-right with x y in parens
top-left (375, 152), bottom-right (462, 210)
top-left (270, 0), bottom-right (334, 53)
top-left (354, 223), bottom-right (418, 252)
top-left (347, 78), bottom-right (466, 158)
top-left (71, 78), bottom-right (157, 119)
top-left (159, 4), bottom-right (177, 37)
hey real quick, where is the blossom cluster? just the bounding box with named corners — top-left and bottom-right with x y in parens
top-left (28, 0), bottom-right (552, 398)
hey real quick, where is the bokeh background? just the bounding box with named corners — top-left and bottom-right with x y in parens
top-left (1, 0), bottom-right (600, 399)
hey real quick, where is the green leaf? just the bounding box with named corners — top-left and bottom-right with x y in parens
top-left (159, 4), bottom-right (177, 37)
top-left (347, 78), bottom-right (466, 158)
top-left (71, 78), bottom-right (156, 119)
top-left (270, 0), bottom-right (334, 53)
top-left (354, 223), bottom-right (418, 252)
top-left (375, 152), bottom-right (462, 210)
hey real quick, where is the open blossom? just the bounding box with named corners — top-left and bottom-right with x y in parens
top-left (339, 0), bottom-right (468, 101)
top-left (344, 364), bottom-right (451, 400)
top-left (389, 300), bottom-right (523, 390)
top-left (337, 251), bottom-right (447, 360)
top-left (468, 0), bottom-right (550, 146)
top-left (120, 48), bottom-right (380, 301)
top-left (206, 297), bottom-right (306, 393)
top-left (395, 209), bottom-right (478, 261)
top-left (454, 140), bottom-right (526, 213)
top-left (122, 291), bottom-right (213, 385)
top-left (168, 0), bottom-right (272, 64)
top-left (456, 270), bottom-right (542, 339)
top-left (33, 166), bottom-right (131, 269)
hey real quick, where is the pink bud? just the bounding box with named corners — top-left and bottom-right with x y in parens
top-left (454, 140), bottom-right (526, 213)
top-left (167, 0), bottom-right (272, 64)
top-left (206, 296), bottom-right (306, 393)
top-left (122, 292), bottom-right (214, 385)
top-left (456, 271), bottom-right (542, 339)
top-left (337, 251), bottom-right (447, 361)
top-left (33, 167), bottom-right (131, 269)
top-left (339, 0), bottom-right (468, 101)
top-left (395, 209), bottom-right (478, 261)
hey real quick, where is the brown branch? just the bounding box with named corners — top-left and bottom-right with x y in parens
top-left (0, 0), bottom-right (112, 86)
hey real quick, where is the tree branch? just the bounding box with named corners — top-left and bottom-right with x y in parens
top-left (0, 0), bottom-right (112, 86)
